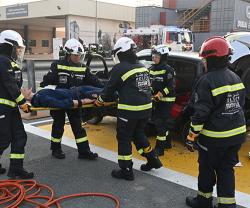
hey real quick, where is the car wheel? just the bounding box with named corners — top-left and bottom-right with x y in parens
top-left (181, 120), bottom-right (190, 144)
top-left (87, 115), bottom-right (104, 125)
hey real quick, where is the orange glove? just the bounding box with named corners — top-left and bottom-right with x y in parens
top-left (19, 103), bottom-right (32, 113)
top-left (94, 96), bottom-right (105, 107)
top-left (153, 91), bottom-right (163, 101)
top-left (186, 131), bottom-right (198, 152)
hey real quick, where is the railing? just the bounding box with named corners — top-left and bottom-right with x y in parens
top-left (177, 0), bottom-right (213, 27)
top-left (191, 19), bottom-right (210, 32)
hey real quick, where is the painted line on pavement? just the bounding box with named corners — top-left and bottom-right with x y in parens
top-left (24, 124), bottom-right (250, 208)
top-left (23, 78), bottom-right (41, 84)
top-left (26, 118), bottom-right (54, 126)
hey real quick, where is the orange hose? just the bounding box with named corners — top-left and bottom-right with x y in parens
top-left (0, 179), bottom-right (120, 208)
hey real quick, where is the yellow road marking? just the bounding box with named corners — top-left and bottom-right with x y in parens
top-left (39, 117), bottom-right (250, 194)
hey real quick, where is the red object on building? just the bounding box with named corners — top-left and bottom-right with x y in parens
top-left (160, 12), bottom-right (167, 26)
top-left (163, 0), bottom-right (176, 9)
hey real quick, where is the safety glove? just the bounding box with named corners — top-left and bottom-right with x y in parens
top-left (186, 131), bottom-right (198, 152)
top-left (94, 96), bottom-right (105, 107)
top-left (153, 91), bottom-right (163, 101)
top-left (19, 102), bottom-right (32, 113)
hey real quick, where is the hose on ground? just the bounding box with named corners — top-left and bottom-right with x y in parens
top-left (0, 179), bottom-right (120, 208)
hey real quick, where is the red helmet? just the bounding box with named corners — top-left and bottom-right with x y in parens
top-left (199, 36), bottom-right (232, 58)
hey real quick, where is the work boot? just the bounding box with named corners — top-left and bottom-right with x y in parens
top-left (7, 167), bottom-right (34, 179)
top-left (52, 149), bottom-right (66, 159)
top-left (0, 164), bottom-right (6, 174)
top-left (140, 156), bottom-right (162, 171)
top-left (111, 163), bottom-right (134, 181)
top-left (111, 168), bottom-right (134, 181)
top-left (154, 140), bottom-right (165, 156)
top-left (78, 150), bottom-right (98, 160)
top-left (186, 196), bottom-right (213, 208)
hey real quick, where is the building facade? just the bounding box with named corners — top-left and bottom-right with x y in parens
top-left (162, 0), bottom-right (250, 50)
top-left (0, 0), bottom-right (135, 57)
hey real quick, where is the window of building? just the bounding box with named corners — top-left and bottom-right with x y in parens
top-left (29, 40), bottom-right (36, 47)
top-left (42, 40), bottom-right (49, 47)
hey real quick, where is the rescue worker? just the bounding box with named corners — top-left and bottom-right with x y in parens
top-left (0, 30), bottom-right (34, 179)
top-left (150, 45), bottom-right (176, 156)
top-left (185, 37), bottom-right (246, 208)
top-left (95, 37), bottom-right (162, 181)
top-left (40, 38), bottom-right (102, 160)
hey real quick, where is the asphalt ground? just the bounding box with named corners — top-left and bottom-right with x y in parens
top-left (0, 119), bottom-right (248, 208)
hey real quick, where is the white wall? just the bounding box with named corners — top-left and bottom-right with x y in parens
top-left (68, 15), bottom-right (134, 44)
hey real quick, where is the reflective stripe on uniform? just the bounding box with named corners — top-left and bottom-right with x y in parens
top-left (51, 137), bottom-right (61, 143)
top-left (118, 154), bottom-right (132, 161)
top-left (121, 67), bottom-right (148, 81)
top-left (198, 191), bottom-right (213, 199)
top-left (149, 70), bottom-right (165, 76)
top-left (217, 197), bottom-right (236, 204)
top-left (211, 83), bottom-right (245, 96)
top-left (156, 136), bottom-right (166, 141)
top-left (137, 149), bottom-right (143, 155)
top-left (0, 98), bottom-right (16, 107)
top-left (191, 123), bottom-right (204, 132)
top-left (76, 137), bottom-right (88, 143)
top-left (166, 131), bottom-right (169, 136)
top-left (11, 62), bottom-right (19, 68)
top-left (200, 125), bottom-right (246, 138)
top-left (163, 87), bottom-right (169, 95)
top-left (159, 97), bottom-right (176, 102)
top-left (15, 94), bottom-right (24, 103)
top-left (118, 103), bottom-right (152, 111)
top-left (57, 65), bottom-right (86, 72)
top-left (10, 154), bottom-right (24, 159)
top-left (143, 146), bottom-right (152, 153)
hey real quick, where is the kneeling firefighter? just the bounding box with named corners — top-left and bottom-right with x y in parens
top-left (185, 37), bottom-right (246, 208)
top-left (40, 38), bottom-right (102, 160)
top-left (95, 37), bottom-right (162, 180)
top-left (150, 45), bottom-right (176, 156)
top-left (0, 30), bottom-right (34, 179)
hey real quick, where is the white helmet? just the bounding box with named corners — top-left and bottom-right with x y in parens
top-left (152, 44), bottom-right (170, 55)
top-left (0, 30), bottom-right (25, 47)
top-left (64, 38), bottom-right (84, 55)
top-left (113, 37), bottom-right (137, 56)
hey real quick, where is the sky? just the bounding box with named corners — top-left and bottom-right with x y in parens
top-left (0, 0), bottom-right (162, 7)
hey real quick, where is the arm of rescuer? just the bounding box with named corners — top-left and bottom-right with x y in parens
top-left (187, 77), bottom-right (215, 152)
top-left (0, 59), bottom-right (31, 113)
top-left (154, 66), bottom-right (175, 101)
top-left (84, 66), bottom-right (104, 88)
top-left (95, 65), bottom-right (122, 106)
top-left (40, 61), bottom-right (58, 88)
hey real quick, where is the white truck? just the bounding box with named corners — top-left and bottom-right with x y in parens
top-left (124, 25), bottom-right (194, 52)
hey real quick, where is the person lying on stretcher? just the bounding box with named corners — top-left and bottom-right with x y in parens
top-left (21, 85), bottom-right (103, 109)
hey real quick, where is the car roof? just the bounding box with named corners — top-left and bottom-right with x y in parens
top-left (136, 49), bottom-right (202, 62)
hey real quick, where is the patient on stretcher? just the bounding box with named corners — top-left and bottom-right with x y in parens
top-left (21, 86), bottom-right (103, 109)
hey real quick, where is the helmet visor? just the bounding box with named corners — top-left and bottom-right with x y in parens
top-left (12, 45), bottom-right (25, 68)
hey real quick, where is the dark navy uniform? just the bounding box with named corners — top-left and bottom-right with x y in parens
top-left (40, 59), bottom-right (103, 156)
top-left (150, 63), bottom-right (176, 153)
top-left (99, 61), bottom-right (157, 169)
top-left (0, 55), bottom-right (27, 171)
top-left (190, 67), bottom-right (246, 208)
